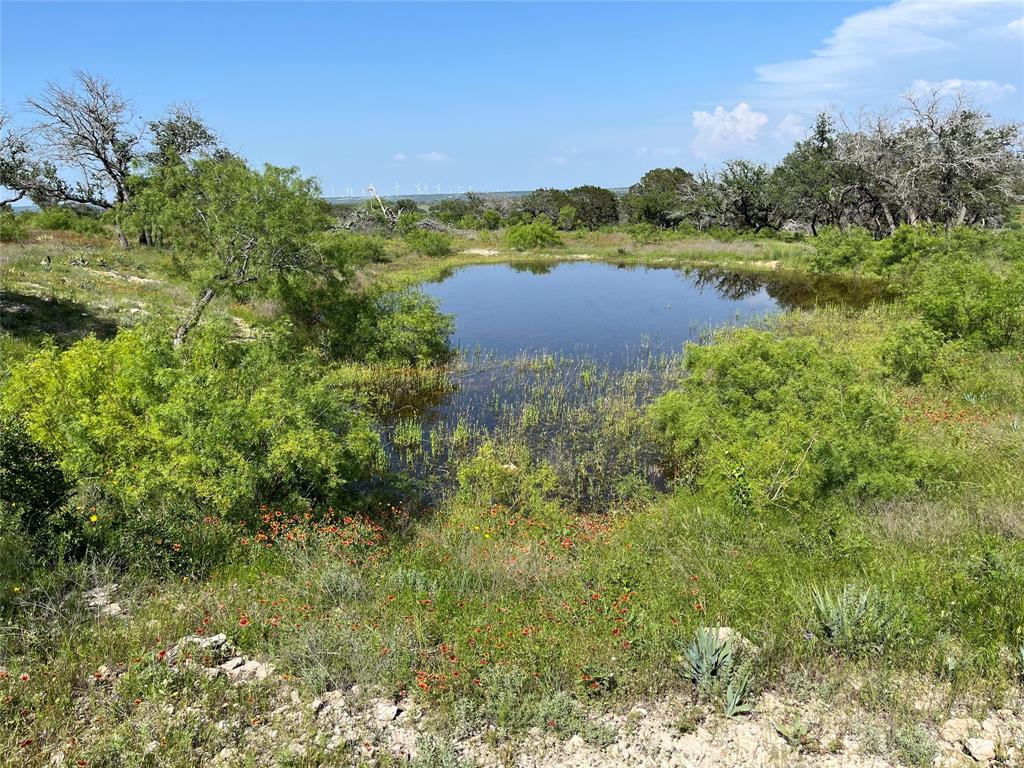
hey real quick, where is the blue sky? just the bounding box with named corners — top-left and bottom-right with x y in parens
top-left (2, 1), bottom-right (1022, 194)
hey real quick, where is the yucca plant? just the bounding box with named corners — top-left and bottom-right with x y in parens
top-left (810, 583), bottom-right (902, 657)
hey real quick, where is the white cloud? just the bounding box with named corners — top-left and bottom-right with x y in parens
top-left (754, 0), bottom-right (1022, 109)
top-left (909, 77), bottom-right (1017, 102)
top-left (392, 152), bottom-right (407, 162)
top-left (774, 114), bottom-right (807, 143)
top-left (691, 103), bottom-right (768, 159)
top-left (1007, 17), bottom-right (1024, 34)
top-left (418, 151), bottom-right (450, 163)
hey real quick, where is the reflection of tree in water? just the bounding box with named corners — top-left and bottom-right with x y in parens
top-left (685, 267), bottom-right (892, 311)
top-left (509, 261), bottom-right (552, 275)
top-left (687, 268), bottom-right (765, 301)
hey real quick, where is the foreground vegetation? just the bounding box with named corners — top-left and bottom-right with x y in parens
top-left (1, 73), bottom-right (1023, 767)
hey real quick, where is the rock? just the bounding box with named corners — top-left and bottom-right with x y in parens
top-left (964, 738), bottom-right (995, 763)
top-left (224, 659), bottom-right (271, 683)
top-left (100, 602), bottom-right (123, 618)
top-left (219, 657), bottom-right (245, 672)
top-left (372, 699), bottom-right (400, 723)
top-left (709, 626), bottom-right (758, 654)
top-left (940, 718), bottom-right (979, 743)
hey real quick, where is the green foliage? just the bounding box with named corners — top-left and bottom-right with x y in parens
top-left (623, 167), bottom-right (692, 227)
top-left (1, 324), bottom-right (382, 568)
top-left (319, 230), bottom-right (388, 264)
top-left (505, 217), bottom-right (562, 250)
top-left (556, 204), bottom-right (578, 231)
top-left (354, 289), bottom-right (454, 365)
top-left (455, 441), bottom-right (557, 515)
top-left (565, 185), bottom-right (618, 229)
top-left (24, 206), bottom-right (108, 235)
top-left (907, 257), bottom-right (1024, 349)
top-left (0, 209), bottom-right (27, 241)
top-left (810, 584), bottom-right (907, 658)
top-left (810, 226), bottom-right (875, 273)
top-left (880, 320), bottom-right (943, 384)
top-left (679, 629), bottom-right (753, 717)
top-left (404, 228), bottom-right (454, 258)
top-left (651, 330), bottom-right (919, 510)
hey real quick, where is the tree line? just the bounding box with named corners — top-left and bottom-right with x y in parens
top-left (2, 74), bottom-right (1021, 248)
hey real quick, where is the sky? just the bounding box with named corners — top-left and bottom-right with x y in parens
top-left (1, 1), bottom-right (1022, 194)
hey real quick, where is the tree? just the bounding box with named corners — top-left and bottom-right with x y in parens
top-left (129, 156), bottom-right (329, 346)
top-left (21, 72), bottom-right (142, 247)
top-left (678, 161), bottom-right (782, 232)
top-left (772, 114), bottom-right (847, 234)
top-left (145, 104), bottom-right (221, 167)
top-left (566, 185), bottom-right (619, 229)
top-left (623, 167), bottom-right (693, 227)
top-left (0, 112), bottom-right (64, 208)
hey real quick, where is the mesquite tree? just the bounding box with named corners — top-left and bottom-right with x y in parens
top-left (129, 156), bottom-right (329, 346)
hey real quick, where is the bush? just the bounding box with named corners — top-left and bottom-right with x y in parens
top-left (907, 257), bottom-right (1024, 349)
top-left (319, 231), bottom-right (388, 264)
top-left (650, 330), bottom-right (919, 511)
top-left (0, 210), bottom-right (27, 242)
top-left (354, 290), bottom-right (454, 366)
top-left (505, 217), bottom-right (562, 251)
top-left (404, 229), bottom-right (454, 258)
top-left (1, 324), bottom-right (383, 569)
top-left (0, 416), bottom-right (72, 557)
top-left (810, 226), bottom-right (875, 273)
top-left (24, 206), bottom-right (108, 235)
top-left (880, 320), bottom-right (943, 384)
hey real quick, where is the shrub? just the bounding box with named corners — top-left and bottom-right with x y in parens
top-left (505, 217), bottom-right (562, 250)
top-left (0, 210), bottom-right (27, 242)
top-left (404, 229), bottom-right (454, 258)
top-left (455, 441), bottom-right (557, 516)
top-left (354, 290), bottom-right (454, 365)
top-left (907, 257), bottom-right (1024, 349)
top-left (809, 226), bottom-right (874, 273)
top-left (0, 416), bottom-right (71, 540)
top-left (880, 320), bottom-right (943, 384)
top-left (319, 230), bottom-right (387, 264)
top-left (1, 324), bottom-right (383, 568)
top-left (650, 330), bottom-right (919, 510)
top-left (25, 206), bottom-right (108, 235)
top-left (810, 584), bottom-right (907, 658)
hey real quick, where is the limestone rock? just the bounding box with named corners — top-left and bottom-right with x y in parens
top-left (964, 737), bottom-right (995, 764)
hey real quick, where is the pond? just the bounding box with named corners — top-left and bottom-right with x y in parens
top-left (421, 260), bottom-right (885, 364)
top-left (387, 260), bottom-right (889, 500)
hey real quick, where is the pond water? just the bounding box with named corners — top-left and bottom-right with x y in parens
top-left (421, 261), bottom-right (883, 364)
top-left (387, 260), bottom-right (889, 498)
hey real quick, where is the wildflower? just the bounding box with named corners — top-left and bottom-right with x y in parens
top-left (20, 673), bottom-right (30, 681)
top-left (89, 514), bottom-right (98, 523)
top-left (239, 616), bottom-right (250, 627)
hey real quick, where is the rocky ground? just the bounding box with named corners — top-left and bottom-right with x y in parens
top-left (34, 588), bottom-right (1024, 767)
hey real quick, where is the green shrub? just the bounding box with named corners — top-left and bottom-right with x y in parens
top-left (354, 290), bottom-right (454, 365)
top-left (505, 217), bottom-right (562, 250)
top-left (455, 441), bottom-right (557, 515)
top-left (809, 226), bottom-right (874, 273)
top-left (25, 206), bottom-right (108, 235)
top-left (650, 330), bottom-right (919, 510)
top-left (0, 210), bottom-right (27, 242)
top-left (907, 257), bottom-right (1024, 349)
top-left (0, 416), bottom-right (71, 540)
top-left (319, 230), bottom-right (387, 263)
top-left (1, 324), bottom-right (383, 569)
top-left (404, 228), bottom-right (454, 258)
top-left (880, 320), bottom-right (943, 384)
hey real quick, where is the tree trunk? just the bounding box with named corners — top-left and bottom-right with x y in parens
top-left (116, 222), bottom-right (130, 249)
top-left (173, 287), bottom-right (216, 348)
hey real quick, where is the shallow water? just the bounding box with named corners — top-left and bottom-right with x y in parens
top-left (421, 261), bottom-right (883, 364)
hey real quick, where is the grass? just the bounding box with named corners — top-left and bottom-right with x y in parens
top-left (2, 222), bottom-right (1023, 765)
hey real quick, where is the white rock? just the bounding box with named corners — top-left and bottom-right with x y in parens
top-left (964, 737), bottom-right (996, 763)
top-left (940, 718), bottom-right (979, 743)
